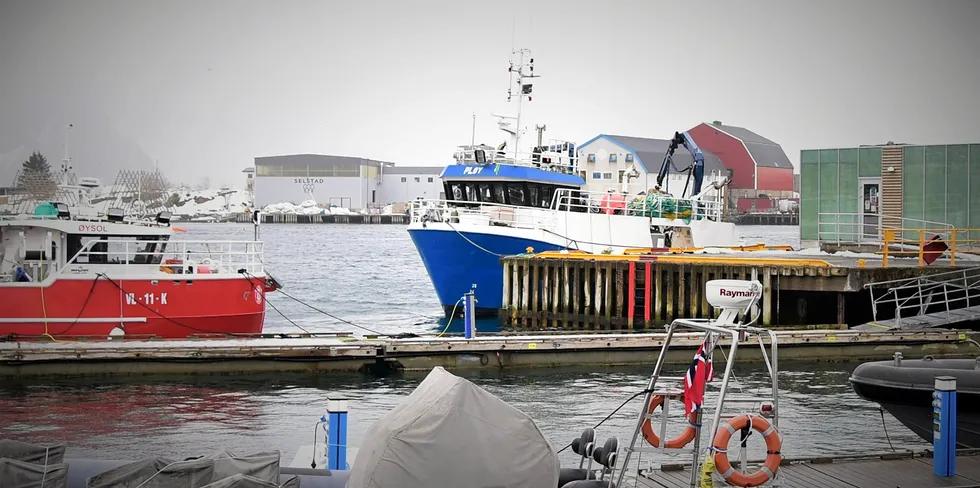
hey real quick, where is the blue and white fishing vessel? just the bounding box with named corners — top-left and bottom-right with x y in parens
top-left (408, 48), bottom-right (740, 317)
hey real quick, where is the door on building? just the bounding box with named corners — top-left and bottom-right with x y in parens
top-left (859, 178), bottom-right (881, 242)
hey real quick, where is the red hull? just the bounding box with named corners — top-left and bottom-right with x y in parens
top-left (0, 277), bottom-right (272, 339)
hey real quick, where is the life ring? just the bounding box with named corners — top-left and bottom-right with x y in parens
top-left (640, 393), bottom-right (698, 449)
top-left (711, 414), bottom-right (782, 487)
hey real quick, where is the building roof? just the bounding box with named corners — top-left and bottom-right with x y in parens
top-left (384, 166), bottom-right (444, 175)
top-left (704, 122), bottom-right (793, 170)
top-left (254, 154), bottom-right (395, 168)
top-left (578, 134), bottom-right (728, 175)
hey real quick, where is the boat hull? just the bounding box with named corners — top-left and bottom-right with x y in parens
top-left (408, 227), bottom-right (562, 316)
top-left (849, 357), bottom-right (980, 448)
top-left (0, 277), bottom-right (270, 339)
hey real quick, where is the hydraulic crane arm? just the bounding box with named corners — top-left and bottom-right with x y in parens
top-left (655, 131), bottom-right (705, 197)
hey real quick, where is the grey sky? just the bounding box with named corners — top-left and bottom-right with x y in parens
top-left (1, 0), bottom-right (978, 187)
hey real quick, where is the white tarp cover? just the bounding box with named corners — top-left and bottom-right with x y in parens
top-left (347, 366), bottom-right (560, 488)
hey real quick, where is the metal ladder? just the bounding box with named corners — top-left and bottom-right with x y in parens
top-left (615, 283), bottom-right (781, 488)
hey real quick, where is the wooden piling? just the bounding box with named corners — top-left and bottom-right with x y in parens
top-left (499, 255), bottom-right (958, 330)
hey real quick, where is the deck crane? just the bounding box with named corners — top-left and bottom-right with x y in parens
top-left (656, 131), bottom-right (705, 198)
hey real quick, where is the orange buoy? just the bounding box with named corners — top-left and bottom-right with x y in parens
top-left (711, 414), bottom-right (782, 487)
top-left (640, 394), bottom-right (698, 449)
top-left (600, 193), bottom-right (626, 214)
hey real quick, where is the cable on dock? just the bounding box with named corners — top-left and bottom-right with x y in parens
top-left (556, 388), bottom-right (654, 454)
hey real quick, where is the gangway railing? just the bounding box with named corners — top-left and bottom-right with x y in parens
top-left (880, 228), bottom-right (980, 267)
top-left (865, 266), bottom-right (980, 326)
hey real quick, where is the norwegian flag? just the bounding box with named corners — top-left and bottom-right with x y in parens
top-left (682, 338), bottom-right (714, 416)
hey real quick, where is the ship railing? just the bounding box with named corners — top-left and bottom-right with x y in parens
top-left (452, 145), bottom-right (579, 175)
top-left (551, 189), bottom-right (724, 222)
top-left (409, 198), bottom-right (558, 231)
top-left (62, 239), bottom-right (267, 276)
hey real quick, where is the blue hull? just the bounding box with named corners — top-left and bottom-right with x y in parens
top-left (408, 228), bottom-right (562, 315)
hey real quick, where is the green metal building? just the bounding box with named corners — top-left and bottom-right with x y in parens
top-left (800, 143), bottom-right (980, 248)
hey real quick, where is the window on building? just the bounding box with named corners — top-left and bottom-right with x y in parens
top-left (609, 154), bottom-right (618, 163)
top-left (602, 172), bottom-right (612, 180)
top-left (427, 177), bottom-right (434, 183)
top-left (587, 154), bottom-right (596, 163)
top-left (415, 177), bottom-right (420, 183)
top-left (625, 153), bottom-right (634, 163)
top-left (401, 177), bottom-right (407, 183)
top-left (592, 172), bottom-right (602, 180)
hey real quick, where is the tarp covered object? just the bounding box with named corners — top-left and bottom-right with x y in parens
top-left (0, 439), bottom-right (67, 465)
top-left (198, 473), bottom-right (301, 488)
top-left (0, 457), bottom-right (69, 488)
top-left (86, 450), bottom-right (282, 488)
top-left (346, 366), bottom-right (560, 488)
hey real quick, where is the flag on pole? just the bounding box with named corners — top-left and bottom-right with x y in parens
top-left (683, 337), bottom-right (714, 416)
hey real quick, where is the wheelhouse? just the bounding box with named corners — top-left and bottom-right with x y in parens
top-left (439, 162), bottom-right (585, 210)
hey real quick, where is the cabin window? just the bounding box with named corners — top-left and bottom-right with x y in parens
top-left (609, 154), bottom-right (618, 163)
top-left (464, 183), bottom-right (478, 202)
top-left (541, 185), bottom-right (555, 208)
top-left (68, 235), bottom-right (107, 264)
top-left (507, 183), bottom-right (526, 206)
top-left (478, 184), bottom-right (493, 203)
top-left (625, 153), bottom-right (634, 163)
top-left (592, 172), bottom-right (602, 180)
top-left (450, 183), bottom-right (464, 201)
top-left (527, 185), bottom-right (540, 208)
top-left (602, 172), bottom-right (613, 180)
top-left (587, 154), bottom-right (596, 163)
top-left (492, 183), bottom-right (506, 204)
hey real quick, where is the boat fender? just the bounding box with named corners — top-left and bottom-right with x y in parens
top-left (711, 414), bottom-right (782, 487)
top-left (640, 394), bottom-right (698, 449)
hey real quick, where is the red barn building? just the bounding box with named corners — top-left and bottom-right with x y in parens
top-left (687, 121), bottom-right (795, 201)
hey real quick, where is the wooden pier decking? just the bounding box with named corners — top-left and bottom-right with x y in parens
top-left (1, 329), bottom-right (977, 378)
top-left (638, 451), bottom-right (980, 488)
top-left (500, 253), bottom-right (971, 330)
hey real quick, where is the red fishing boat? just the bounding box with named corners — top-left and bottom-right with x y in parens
top-left (0, 203), bottom-right (279, 339)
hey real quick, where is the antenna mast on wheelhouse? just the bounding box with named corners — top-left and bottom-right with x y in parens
top-left (506, 48), bottom-right (537, 161)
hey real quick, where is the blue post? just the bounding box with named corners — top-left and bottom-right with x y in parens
top-left (463, 291), bottom-right (477, 339)
top-left (327, 395), bottom-right (349, 470)
top-left (933, 376), bottom-right (957, 477)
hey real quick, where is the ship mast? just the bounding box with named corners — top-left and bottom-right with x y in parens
top-left (505, 48), bottom-right (537, 162)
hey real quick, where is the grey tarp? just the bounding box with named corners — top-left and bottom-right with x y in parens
top-left (0, 439), bottom-right (67, 465)
top-left (198, 473), bottom-right (301, 488)
top-left (86, 450), bottom-right (282, 488)
top-left (0, 457), bottom-right (69, 488)
top-left (346, 366), bottom-right (560, 488)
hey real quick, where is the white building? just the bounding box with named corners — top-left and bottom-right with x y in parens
top-left (575, 135), bottom-right (731, 198)
top-left (251, 154), bottom-right (442, 209)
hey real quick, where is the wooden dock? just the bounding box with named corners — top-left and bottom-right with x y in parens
top-left (639, 451), bottom-right (980, 488)
top-left (500, 253), bottom-right (966, 330)
top-left (1, 329), bottom-right (976, 378)
top-left (231, 213), bottom-right (408, 224)
top-left (728, 212), bottom-right (799, 226)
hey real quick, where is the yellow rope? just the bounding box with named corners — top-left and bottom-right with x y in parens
top-left (436, 298), bottom-right (463, 337)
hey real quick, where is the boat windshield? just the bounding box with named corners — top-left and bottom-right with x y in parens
top-left (444, 180), bottom-right (563, 209)
top-left (68, 234), bottom-right (171, 265)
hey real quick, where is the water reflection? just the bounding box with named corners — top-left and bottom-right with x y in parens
top-left (0, 362), bottom-right (928, 467)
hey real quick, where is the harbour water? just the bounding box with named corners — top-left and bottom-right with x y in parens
top-left (0, 224), bottom-right (931, 467)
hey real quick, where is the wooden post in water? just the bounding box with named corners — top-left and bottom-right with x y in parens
top-left (762, 268), bottom-right (773, 326)
top-left (562, 261), bottom-right (571, 328)
top-left (654, 264), bottom-right (663, 324)
top-left (627, 262), bottom-right (636, 329)
top-left (643, 262), bottom-right (652, 328)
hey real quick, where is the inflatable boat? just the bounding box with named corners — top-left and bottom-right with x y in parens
top-left (849, 354), bottom-right (980, 448)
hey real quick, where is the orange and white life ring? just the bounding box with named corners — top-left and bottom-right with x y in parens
top-left (711, 414), bottom-right (782, 487)
top-left (640, 394), bottom-right (698, 449)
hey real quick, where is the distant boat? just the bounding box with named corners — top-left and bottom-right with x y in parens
top-left (407, 48), bottom-right (740, 318)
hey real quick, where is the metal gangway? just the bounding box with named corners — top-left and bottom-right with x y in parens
top-left (615, 280), bottom-right (782, 488)
top-left (855, 266), bottom-right (980, 331)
